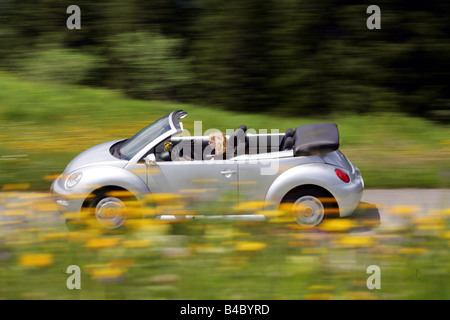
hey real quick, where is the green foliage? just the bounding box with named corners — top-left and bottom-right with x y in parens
top-left (188, 0), bottom-right (450, 117)
top-left (104, 32), bottom-right (191, 100)
top-left (0, 0), bottom-right (449, 117)
top-left (15, 47), bottom-right (104, 85)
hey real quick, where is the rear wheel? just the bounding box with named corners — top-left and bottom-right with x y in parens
top-left (281, 186), bottom-right (338, 227)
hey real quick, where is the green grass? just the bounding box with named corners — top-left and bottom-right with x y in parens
top-left (1, 70), bottom-right (450, 190)
top-left (0, 72), bottom-right (449, 300)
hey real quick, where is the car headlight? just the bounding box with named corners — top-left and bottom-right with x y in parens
top-left (65, 171), bottom-right (82, 189)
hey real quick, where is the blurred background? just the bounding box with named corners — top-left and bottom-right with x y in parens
top-left (0, 0), bottom-right (449, 300)
top-left (0, 0), bottom-right (449, 117)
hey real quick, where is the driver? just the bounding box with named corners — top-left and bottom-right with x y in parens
top-left (209, 131), bottom-right (226, 160)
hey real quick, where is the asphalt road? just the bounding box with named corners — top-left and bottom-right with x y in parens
top-left (0, 189), bottom-right (449, 233)
top-left (360, 188), bottom-right (450, 229)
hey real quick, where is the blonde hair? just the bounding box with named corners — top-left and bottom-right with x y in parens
top-left (209, 131), bottom-right (226, 156)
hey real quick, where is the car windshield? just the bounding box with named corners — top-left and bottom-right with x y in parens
top-left (119, 115), bottom-right (172, 160)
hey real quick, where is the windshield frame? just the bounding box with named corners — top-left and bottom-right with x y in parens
top-left (119, 114), bottom-right (173, 160)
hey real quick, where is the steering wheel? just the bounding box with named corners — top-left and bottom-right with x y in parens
top-left (164, 141), bottom-right (174, 152)
top-left (171, 140), bottom-right (198, 161)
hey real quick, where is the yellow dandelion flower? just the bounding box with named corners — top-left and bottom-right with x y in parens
top-left (234, 241), bottom-right (267, 251)
top-left (268, 217), bottom-right (296, 223)
top-left (307, 285), bottom-right (335, 291)
top-left (320, 219), bottom-right (355, 232)
top-left (305, 293), bottom-right (332, 300)
top-left (19, 254), bottom-right (54, 267)
top-left (390, 206), bottom-right (420, 215)
top-left (399, 247), bottom-right (427, 254)
top-left (3, 209), bottom-right (28, 216)
top-left (90, 268), bottom-right (125, 280)
top-left (413, 216), bottom-right (445, 231)
top-left (85, 237), bottom-right (120, 249)
top-left (440, 231), bottom-right (450, 239)
top-left (108, 259), bottom-right (136, 267)
top-left (337, 235), bottom-right (375, 247)
top-left (191, 179), bottom-right (218, 183)
top-left (301, 248), bottom-right (328, 254)
top-left (180, 188), bottom-right (210, 194)
top-left (2, 183), bottom-right (30, 191)
top-left (235, 201), bottom-right (267, 212)
top-left (145, 193), bottom-right (181, 203)
top-left (230, 181), bottom-right (256, 185)
top-left (105, 190), bottom-right (134, 198)
top-left (61, 212), bottom-right (81, 220)
top-left (44, 174), bottom-right (63, 181)
top-left (344, 291), bottom-right (377, 300)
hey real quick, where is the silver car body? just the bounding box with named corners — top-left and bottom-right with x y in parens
top-left (51, 110), bottom-right (364, 227)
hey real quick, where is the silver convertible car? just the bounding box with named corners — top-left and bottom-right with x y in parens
top-left (51, 110), bottom-right (364, 230)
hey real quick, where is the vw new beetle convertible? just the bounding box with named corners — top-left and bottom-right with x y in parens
top-left (51, 110), bottom-right (364, 230)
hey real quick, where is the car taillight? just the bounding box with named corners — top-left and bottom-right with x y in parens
top-left (335, 168), bottom-right (350, 183)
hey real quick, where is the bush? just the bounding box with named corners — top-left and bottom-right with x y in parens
top-left (16, 48), bottom-right (103, 85)
top-left (105, 31), bottom-right (192, 100)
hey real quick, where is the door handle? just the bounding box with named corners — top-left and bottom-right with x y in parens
top-left (220, 170), bottom-right (236, 178)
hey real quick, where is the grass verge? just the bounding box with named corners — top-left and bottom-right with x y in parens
top-left (0, 71), bottom-right (449, 190)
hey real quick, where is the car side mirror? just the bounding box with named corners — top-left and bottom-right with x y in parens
top-left (145, 154), bottom-right (156, 166)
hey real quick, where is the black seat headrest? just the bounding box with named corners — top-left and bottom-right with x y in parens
top-left (239, 124), bottom-right (247, 132)
top-left (282, 136), bottom-right (294, 150)
top-left (285, 128), bottom-right (294, 137)
top-left (227, 125), bottom-right (247, 157)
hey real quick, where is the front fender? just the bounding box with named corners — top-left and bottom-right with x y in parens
top-left (77, 165), bottom-right (150, 197)
top-left (264, 163), bottom-right (342, 210)
top-left (52, 165), bottom-right (150, 213)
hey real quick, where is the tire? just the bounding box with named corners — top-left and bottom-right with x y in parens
top-left (85, 188), bottom-right (137, 230)
top-left (280, 186), bottom-right (339, 227)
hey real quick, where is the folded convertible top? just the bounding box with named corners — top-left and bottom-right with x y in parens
top-left (293, 123), bottom-right (339, 156)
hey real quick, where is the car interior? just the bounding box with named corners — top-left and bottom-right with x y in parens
top-left (153, 125), bottom-right (300, 162)
top-left (153, 121), bottom-right (340, 162)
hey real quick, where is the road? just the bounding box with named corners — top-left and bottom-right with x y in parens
top-left (360, 188), bottom-right (450, 229)
top-left (0, 189), bottom-right (449, 233)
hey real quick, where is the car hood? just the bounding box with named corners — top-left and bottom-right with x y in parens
top-left (63, 140), bottom-right (128, 174)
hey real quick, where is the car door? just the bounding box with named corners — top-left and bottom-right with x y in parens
top-left (234, 158), bottom-right (283, 205)
top-left (147, 158), bottom-right (238, 216)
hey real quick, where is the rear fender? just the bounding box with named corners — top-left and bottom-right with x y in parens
top-left (263, 163), bottom-right (341, 210)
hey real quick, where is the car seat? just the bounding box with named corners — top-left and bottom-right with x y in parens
top-left (280, 128), bottom-right (295, 151)
top-left (227, 125), bottom-right (247, 157)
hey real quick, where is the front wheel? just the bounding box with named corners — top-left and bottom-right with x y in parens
top-left (281, 187), bottom-right (339, 227)
top-left (85, 189), bottom-right (137, 230)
